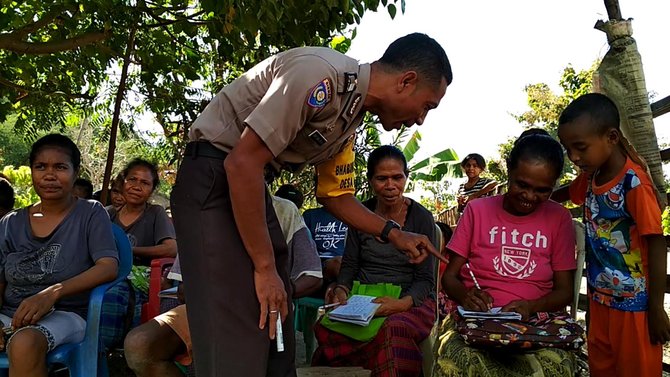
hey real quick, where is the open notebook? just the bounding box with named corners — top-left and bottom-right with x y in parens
top-left (328, 295), bottom-right (381, 326)
top-left (457, 306), bottom-right (522, 320)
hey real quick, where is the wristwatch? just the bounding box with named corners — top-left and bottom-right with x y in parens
top-left (380, 220), bottom-right (401, 243)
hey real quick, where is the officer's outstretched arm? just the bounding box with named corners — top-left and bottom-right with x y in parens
top-left (318, 195), bottom-right (446, 264)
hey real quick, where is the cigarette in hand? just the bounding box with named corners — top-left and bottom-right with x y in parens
top-left (276, 312), bottom-right (284, 352)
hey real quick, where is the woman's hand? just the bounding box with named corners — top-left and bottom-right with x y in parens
top-left (648, 305), bottom-right (670, 344)
top-left (325, 284), bottom-right (348, 306)
top-left (373, 296), bottom-right (413, 317)
top-left (501, 300), bottom-right (532, 321)
top-left (12, 286), bottom-right (59, 328)
top-left (461, 288), bottom-right (493, 312)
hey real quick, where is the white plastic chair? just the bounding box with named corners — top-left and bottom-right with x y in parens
top-left (571, 220), bottom-right (586, 319)
top-left (420, 223), bottom-right (445, 376)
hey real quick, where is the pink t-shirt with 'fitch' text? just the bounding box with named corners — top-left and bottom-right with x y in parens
top-left (448, 195), bottom-right (576, 307)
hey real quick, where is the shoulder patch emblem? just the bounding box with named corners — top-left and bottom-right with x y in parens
top-left (307, 78), bottom-right (332, 108)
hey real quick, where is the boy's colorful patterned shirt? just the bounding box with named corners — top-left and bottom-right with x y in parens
top-left (570, 158), bottom-right (662, 311)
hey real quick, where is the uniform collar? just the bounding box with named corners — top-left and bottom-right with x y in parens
top-left (339, 63), bottom-right (370, 124)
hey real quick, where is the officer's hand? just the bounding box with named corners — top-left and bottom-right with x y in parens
top-left (388, 229), bottom-right (447, 264)
top-left (254, 268), bottom-right (288, 340)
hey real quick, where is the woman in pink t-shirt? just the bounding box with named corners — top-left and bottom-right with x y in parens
top-left (433, 134), bottom-right (577, 377)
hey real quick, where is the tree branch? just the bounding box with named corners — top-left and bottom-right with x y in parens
top-left (0, 75), bottom-right (95, 101)
top-left (0, 30), bottom-right (110, 55)
top-left (12, 5), bottom-right (79, 38)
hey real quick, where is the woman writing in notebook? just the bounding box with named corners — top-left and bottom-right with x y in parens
top-left (312, 145), bottom-right (437, 377)
top-left (434, 134), bottom-right (577, 376)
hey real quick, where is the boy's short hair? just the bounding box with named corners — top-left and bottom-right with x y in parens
top-left (558, 93), bottom-right (620, 133)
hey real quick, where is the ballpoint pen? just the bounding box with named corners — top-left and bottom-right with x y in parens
top-left (318, 302), bottom-right (343, 311)
top-left (466, 262), bottom-right (491, 310)
top-left (465, 262), bottom-right (482, 290)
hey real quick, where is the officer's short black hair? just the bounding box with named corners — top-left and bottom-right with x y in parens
top-left (379, 33), bottom-right (453, 86)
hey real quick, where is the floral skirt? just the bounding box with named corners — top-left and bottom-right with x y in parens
top-left (432, 314), bottom-right (575, 377)
top-left (313, 298), bottom-right (436, 377)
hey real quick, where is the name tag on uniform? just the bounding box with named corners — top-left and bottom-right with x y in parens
top-left (309, 130), bottom-right (328, 146)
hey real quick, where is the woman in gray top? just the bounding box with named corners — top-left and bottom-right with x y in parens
top-left (313, 145), bottom-right (437, 377)
top-left (0, 134), bottom-right (118, 376)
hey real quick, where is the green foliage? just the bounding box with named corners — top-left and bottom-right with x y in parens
top-left (1, 0), bottom-right (405, 167)
top-left (409, 148), bottom-right (460, 182)
top-left (417, 179), bottom-right (454, 214)
top-left (0, 115), bottom-right (31, 167)
top-left (494, 62), bottom-right (599, 183)
top-left (663, 207), bottom-right (670, 236)
top-left (1, 165), bottom-right (39, 208)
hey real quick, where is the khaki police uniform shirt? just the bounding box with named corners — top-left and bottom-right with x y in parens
top-left (189, 47), bottom-right (370, 197)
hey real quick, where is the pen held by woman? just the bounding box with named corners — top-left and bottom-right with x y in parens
top-left (466, 262), bottom-right (492, 310)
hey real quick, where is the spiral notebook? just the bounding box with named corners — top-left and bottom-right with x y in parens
top-left (328, 295), bottom-right (381, 326)
top-left (457, 306), bottom-right (522, 320)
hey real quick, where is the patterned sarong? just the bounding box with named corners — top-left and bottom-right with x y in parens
top-left (312, 298), bottom-right (436, 377)
top-left (433, 314), bottom-right (576, 377)
top-left (100, 280), bottom-right (147, 349)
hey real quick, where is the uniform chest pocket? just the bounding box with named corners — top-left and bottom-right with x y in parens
top-left (292, 125), bottom-right (339, 160)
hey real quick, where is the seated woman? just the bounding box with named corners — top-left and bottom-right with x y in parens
top-left (456, 153), bottom-right (497, 213)
top-left (312, 145), bottom-right (437, 377)
top-left (433, 134), bottom-right (577, 377)
top-left (107, 158), bottom-right (176, 268)
top-left (101, 158), bottom-right (176, 349)
top-left (0, 134), bottom-right (118, 376)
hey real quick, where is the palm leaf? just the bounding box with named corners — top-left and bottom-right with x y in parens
top-left (402, 130), bottom-right (421, 163)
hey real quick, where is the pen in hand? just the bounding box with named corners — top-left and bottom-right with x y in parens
top-left (318, 302), bottom-right (343, 311)
top-left (466, 262), bottom-right (492, 311)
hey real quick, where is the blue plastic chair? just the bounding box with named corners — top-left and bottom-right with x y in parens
top-left (0, 224), bottom-right (132, 377)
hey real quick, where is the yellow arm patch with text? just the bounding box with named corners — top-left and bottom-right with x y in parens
top-left (316, 140), bottom-right (355, 198)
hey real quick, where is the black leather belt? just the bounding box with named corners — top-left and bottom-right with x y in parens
top-left (184, 141), bottom-right (228, 160)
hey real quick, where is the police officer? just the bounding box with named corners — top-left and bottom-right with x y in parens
top-left (170, 32), bottom-right (452, 377)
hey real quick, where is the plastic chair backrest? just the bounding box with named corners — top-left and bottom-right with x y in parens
top-left (0, 224), bottom-right (132, 377)
top-left (141, 257), bottom-right (175, 323)
top-left (571, 220), bottom-right (586, 319)
top-left (420, 223), bottom-right (443, 377)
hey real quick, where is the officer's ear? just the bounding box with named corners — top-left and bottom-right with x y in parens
top-left (396, 71), bottom-right (418, 93)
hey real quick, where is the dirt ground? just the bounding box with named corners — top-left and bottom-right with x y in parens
top-left (96, 308), bottom-right (670, 376)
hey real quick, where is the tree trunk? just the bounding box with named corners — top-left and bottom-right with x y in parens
top-left (593, 11), bottom-right (667, 204)
top-left (100, 28), bottom-right (136, 204)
